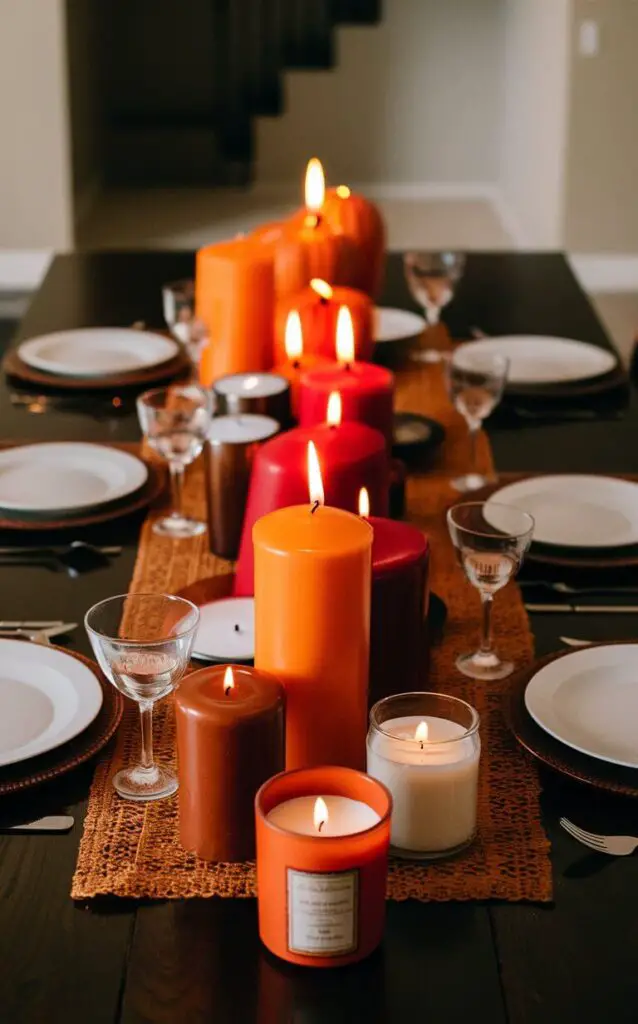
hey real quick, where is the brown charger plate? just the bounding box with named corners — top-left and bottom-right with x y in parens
top-left (4, 343), bottom-right (190, 392)
top-left (507, 646), bottom-right (638, 798)
top-left (504, 361), bottom-right (628, 400)
top-left (467, 473), bottom-right (638, 570)
top-left (0, 646), bottom-right (124, 796)
top-left (0, 441), bottom-right (166, 531)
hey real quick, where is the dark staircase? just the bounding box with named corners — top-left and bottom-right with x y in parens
top-left (100, 0), bottom-right (381, 187)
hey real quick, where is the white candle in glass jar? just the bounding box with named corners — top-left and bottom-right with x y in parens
top-left (267, 795), bottom-right (381, 837)
top-left (215, 373), bottom-right (289, 399)
top-left (366, 715), bottom-right (480, 856)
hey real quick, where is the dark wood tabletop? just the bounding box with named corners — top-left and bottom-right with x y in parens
top-left (1, 252), bottom-right (638, 1024)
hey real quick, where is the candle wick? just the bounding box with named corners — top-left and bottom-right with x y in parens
top-left (234, 623), bottom-right (241, 633)
top-left (319, 297), bottom-right (328, 306)
top-left (224, 685), bottom-right (232, 697)
top-left (420, 741), bottom-right (424, 750)
top-left (318, 820), bottom-right (324, 833)
top-left (344, 362), bottom-right (352, 373)
top-left (310, 500), bottom-right (320, 515)
top-left (292, 359), bottom-right (300, 371)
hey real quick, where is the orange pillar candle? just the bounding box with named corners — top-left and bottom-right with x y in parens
top-left (254, 443), bottom-right (373, 770)
top-left (322, 185), bottom-right (386, 298)
top-left (255, 766), bottom-right (392, 966)
top-left (274, 278), bottom-right (374, 364)
top-left (196, 238), bottom-right (275, 386)
top-left (271, 309), bottom-right (332, 417)
top-left (176, 664), bottom-right (285, 862)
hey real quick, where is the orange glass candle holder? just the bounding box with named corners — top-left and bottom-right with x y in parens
top-left (255, 765), bottom-right (392, 967)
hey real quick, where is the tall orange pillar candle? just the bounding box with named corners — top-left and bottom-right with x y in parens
top-left (254, 443), bottom-right (373, 770)
top-left (322, 185), bottom-right (386, 298)
top-left (274, 278), bottom-right (374, 364)
top-left (196, 238), bottom-right (275, 386)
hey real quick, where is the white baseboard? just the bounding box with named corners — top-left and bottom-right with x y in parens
top-left (0, 250), bottom-right (53, 291)
top-left (252, 179), bottom-right (499, 202)
top-left (568, 254), bottom-right (638, 293)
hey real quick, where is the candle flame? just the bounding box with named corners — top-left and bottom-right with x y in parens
top-left (243, 375), bottom-right (259, 391)
top-left (336, 185), bottom-right (351, 199)
top-left (307, 441), bottom-right (325, 506)
top-left (358, 487), bottom-right (370, 518)
top-left (223, 666), bottom-right (235, 696)
top-left (285, 310), bottom-right (303, 362)
top-left (326, 391), bottom-right (342, 427)
top-left (305, 158), bottom-right (325, 212)
top-left (336, 306), bottom-right (355, 366)
top-left (415, 721), bottom-right (429, 744)
top-left (313, 796), bottom-right (328, 833)
top-left (310, 278), bottom-right (333, 300)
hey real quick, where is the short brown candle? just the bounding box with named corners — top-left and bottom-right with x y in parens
top-left (176, 664), bottom-right (285, 862)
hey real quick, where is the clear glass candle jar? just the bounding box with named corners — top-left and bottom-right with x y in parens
top-left (366, 692), bottom-right (480, 860)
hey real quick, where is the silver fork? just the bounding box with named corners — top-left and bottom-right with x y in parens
top-left (560, 817), bottom-right (638, 856)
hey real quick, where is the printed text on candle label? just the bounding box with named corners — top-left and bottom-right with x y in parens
top-left (287, 869), bottom-right (358, 956)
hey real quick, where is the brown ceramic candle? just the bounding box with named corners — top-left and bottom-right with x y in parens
top-left (176, 664), bottom-right (285, 862)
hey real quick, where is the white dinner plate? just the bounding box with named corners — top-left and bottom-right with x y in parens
top-left (454, 336), bottom-right (617, 385)
top-left (486, 475), bottom-right (638, 549)
top-left (18, 327), bottom-right (179, 379)
top-left (525, 645), bottom-right (638, 769)
top-left (192, 597), bottom-right (255, 663)
top-left (374, 307), bottom-right (426, 344)
top-left (0, 443), bottom-right (148, 514)
top-left (0, 638), bottom-right (103, 767)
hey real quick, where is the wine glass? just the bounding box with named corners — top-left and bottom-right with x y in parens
top-left (403, 251), bottom-right (466, 362)
top-left (162, 278), bottom-right (208, 376)
top-left (445, 349), bottom-right (508, 492)
top-left (447, 502), bottom-right (534, 680)
top-left (137, 384), bottom-right (213, 538)
top-left (85, 594), bottom-right (200, 800)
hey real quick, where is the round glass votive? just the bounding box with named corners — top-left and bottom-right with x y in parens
top-left (255, 766), bottom-right (392, 968)
top-left (213, 372), bottom-right (291, 424)
top-left (367, 692), bottom-right (480, 860)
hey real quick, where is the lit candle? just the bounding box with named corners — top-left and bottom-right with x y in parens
top-left (204, 414), bottom-right (279, 559)
top-left (253, 444), bottom-right (373, 769)
top-left (176, 664), bottom-right (285, 862)
top-left (271, 309), bottom-right (332, 418)
top-left (298, 306), bottom-right (395, 446)
top-left (274, 278), bottom-right (374, 365)
top-left (195, 237), bottom-right (275, 385)
top-left (213, 371), bottom-right (291, 424)
top-left (358, 487), bottom-right (430, 703)
top-left (366, 692), bottom-right (480, 859)
top-left (322, 184), bottom-right (386, 298)
top-left (234, 391), bottom-right (388, 595)
top-left (255, 765), bottom-right (392, 966)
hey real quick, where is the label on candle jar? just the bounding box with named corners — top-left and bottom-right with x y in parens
top-left (286, 868), bottom-right (358, 956)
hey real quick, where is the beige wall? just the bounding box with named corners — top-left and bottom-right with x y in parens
top-left (0, 0), bottom-right (73, 251)
top-left (256, 0), bottom-right (505, 187)
top-left (565, 0), bottom-right (638, 252)
top-left (499, 0), bottom-right (572, 248)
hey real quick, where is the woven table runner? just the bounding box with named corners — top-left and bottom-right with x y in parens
top-left (72, 355), bottom-right (552, 903)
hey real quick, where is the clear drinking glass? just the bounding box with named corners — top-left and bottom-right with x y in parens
top-left (137, 384), bottom-right (213, 538)
top-left (162, 278), bottom-right (208, 376)
top-left (447, 502), bottom-right (534, 681)
top-left (403, 251), bottom-right (466, 363)
top-left (85, 593), bottom-right (200, 801)
top-left (445, 349), bottom-right (508, 492)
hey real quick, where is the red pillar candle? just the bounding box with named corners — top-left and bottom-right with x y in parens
top-left (175, 664), bottom-right (285, 862)
top-left (196, 238), bottom-right (275, 386)
top-left (255, 766), bottom-right (392, 966)
top-left (274, 278), bottom-right (374, 364)
top-left (234, 393), bottom-right (389, 596)
top-left (298, 306), bottom-right (395, 446)
top-left (322, 185), bottom-right (386, 298)
top-left (358, 488), bottom-right (430, 704)
top-left (271, 309), bottom-right (332, 418)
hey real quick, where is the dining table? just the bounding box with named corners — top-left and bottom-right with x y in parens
top-left (1, 250), bottom-right (638, 1024)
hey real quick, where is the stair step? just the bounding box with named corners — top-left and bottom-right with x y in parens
top-left (103, 125), bottom-right (249, 187)
top-left (332, 0), bottom-right (381, 24)
top-left (280, 0), bottom-right (334, 68)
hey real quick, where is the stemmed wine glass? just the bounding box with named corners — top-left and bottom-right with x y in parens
top-left (137, 384), bottom-right (213, 538)
top-left (445, 349), bottom-right (508, 492)
top-left (447, 502), bottom-right (534, 681)
top-left (85, 594), bottom-right (200, 800)
top-left (162, 278), bottom-right (208, 377)
top-left (403, 251), bottom-right (466, 362)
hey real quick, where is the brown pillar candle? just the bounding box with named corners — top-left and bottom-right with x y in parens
top-left (205, 414), bottom-right (279, 560)
top-left (176, 664), bottom-right (285, 862)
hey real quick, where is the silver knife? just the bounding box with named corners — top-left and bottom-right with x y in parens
top-left (0, 620), bottom-right (65, 629)
top-left (0, 623), bottom-right (77, 638)
top-left (526, 603), bottom-right (638, 614)
top-left (1, 815), bottom-right (74, 833)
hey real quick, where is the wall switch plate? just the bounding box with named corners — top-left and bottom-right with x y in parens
top-left (579, 19), bottom-right (600, 57)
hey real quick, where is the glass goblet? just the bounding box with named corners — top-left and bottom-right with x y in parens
top-left (137, 384), bottom-right (213, 539)
top-left (447, 502), bottom-right (534, 681)
top-left (445, 349), bottom-right (508, 492)
top-left (403, 251), bottom-right (466, 363)
top-left (85, 593), bottom-right (200, 801)
top-left (161, 278), bottom-right (208, 378)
